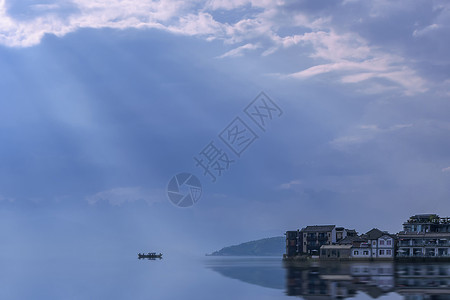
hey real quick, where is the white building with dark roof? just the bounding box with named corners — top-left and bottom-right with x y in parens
top-left (360, 228), bottom-right (395, 259)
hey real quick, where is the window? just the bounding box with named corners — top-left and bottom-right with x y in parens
top-left (372, 241), bottom-right (376, 246)
top-left (387, 240), bottom-right (392, 246)
top-left (380, 250), bottom-right (385, 255)
top-left (354, 250), bottom-right (359, 255)
top-left (363, 251), bottom-right (369, 255)
top-left (386, 250), bottom-right (392, 255)
top-left (380, 240), bottom-right (385, 245)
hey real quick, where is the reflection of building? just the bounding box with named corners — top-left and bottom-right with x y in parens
top-left (285, 262), bottom-right (395, 299)
top-left (285, 261), bottom-right (450, 300)
top-left (285, 264), bottom-right (358, 299)
top-left (398, 214), bottom-right (450, 258)
top-left (396, 263), bottom-right (450, 300)
top-left (350, 262), bottom-right (395, 291)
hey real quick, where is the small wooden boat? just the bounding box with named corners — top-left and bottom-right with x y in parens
top-left (138, 252), bottom-right (163, 259)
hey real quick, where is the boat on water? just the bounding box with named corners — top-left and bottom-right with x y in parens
top-left (138, 252), bottom-right (163, 259)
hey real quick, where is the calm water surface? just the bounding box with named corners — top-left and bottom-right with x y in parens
top-left (1, 256), bottom-right (448, 299)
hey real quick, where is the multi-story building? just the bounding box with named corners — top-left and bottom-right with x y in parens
top-left (302, 225), bottom-right (336, 255)
top-left (336, 227), bottom-right (357, 240)
top-left (398, 214), bottom-right (450, 258)
top-left (285, 230), bottom-right (302, 257)
top-left (286, 213), bottom-right (449, 260)
top-left (285, 225), bottom-right (357, 257)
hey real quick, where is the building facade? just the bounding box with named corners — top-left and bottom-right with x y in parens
top-left (285, 225), bottom-right (357, 257)
top-left (319, 228), bottom-right (395, 260)
top-left (398, 214), bottom-right (450, 258)
top-left (362, 228), bottom-right (395, 259)
top-left (302, 225), bottom-right (336, 255)
top-left (285, 230), bottom-right (302, 257)
top-left (285, 213), bottom-right (449, 260)
top-left (320, 244), bottom-right (352, 259)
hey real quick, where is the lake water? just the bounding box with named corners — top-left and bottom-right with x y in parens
top-left (1, 256), bottom-right (449, 299)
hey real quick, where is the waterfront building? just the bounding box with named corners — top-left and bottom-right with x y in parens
top-left (319, 228), bottom-right (395, 260)
top-left (397, 214), bottom-right (450, 258)
top-left (360, 228), bottom-right (396, 259)
top-left (302, 225), bottom-right (336, 255)
top-left (285, 225), bottom-right (356, 257)
top-left (285, 230), bottom-right (301, 257)
top-left (320, 244), bottom-right (353, 259)
top-left (285, 213), bottom-right (449, 260)
top-left (347, 239), bottom-right (372, 259)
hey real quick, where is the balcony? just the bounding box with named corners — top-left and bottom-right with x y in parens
top-left (306, 235), bottom-right (317, 241)
top-left (412, 242), bottom-right (425, 246)
top-left (317, 235), bottom-right (328, 241)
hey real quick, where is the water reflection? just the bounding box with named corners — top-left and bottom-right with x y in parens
top-left (286, 261), bottom-right (450, 299)
top-left (207, 258), bottom-right (450, 299)
top-left (204, 257), bottom-right (285, 290)
top-left (286, 262), bottom-right (395, 298)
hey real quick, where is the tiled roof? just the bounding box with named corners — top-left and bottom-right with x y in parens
top-left (320, 244), bottom-right (352, 249)
top-left (301, 225), bottom-right (335, 232)
top-left (338, 236), bottom-right (366, 245)
top-left (364, 228), bottom-right (395, 239)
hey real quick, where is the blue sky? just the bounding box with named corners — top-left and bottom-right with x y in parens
top-left (1, 0), bottom-right (450, 256)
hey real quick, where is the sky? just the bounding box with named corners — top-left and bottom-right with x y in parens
top-left (1, 0), bottom-right (450, 257)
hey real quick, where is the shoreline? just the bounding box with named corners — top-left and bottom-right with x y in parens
top-left (283, 255), bottom-right (450, 263)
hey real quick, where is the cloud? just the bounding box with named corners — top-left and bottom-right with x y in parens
top-left (0, 0), bottom-right (187, 47)
top-left (413, 24), bottom-right (440, 37)
top-left (283, 30), bottom-right (427, 95)
top-left (358, 124), bottom-right (413, 132)
top-left (442, 167), bottom-right (450, 173)
top-left (279, 179), bottom-right (302, 190)
top-left (0, 195), bottom-right (15, 202)
top-left (86, 187), bottom-right (162, 206)
top-left (330, 123), bottom-right (413, 150)
top-left (330, 135), bottom-right (366, 150)
top-left (0, 0), bottom-right (431, 95)
top-left (217, 43), bottom-right (260, 58)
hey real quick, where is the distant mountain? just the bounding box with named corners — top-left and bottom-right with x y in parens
top-left (207, 236), bottom-right (285, 256)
